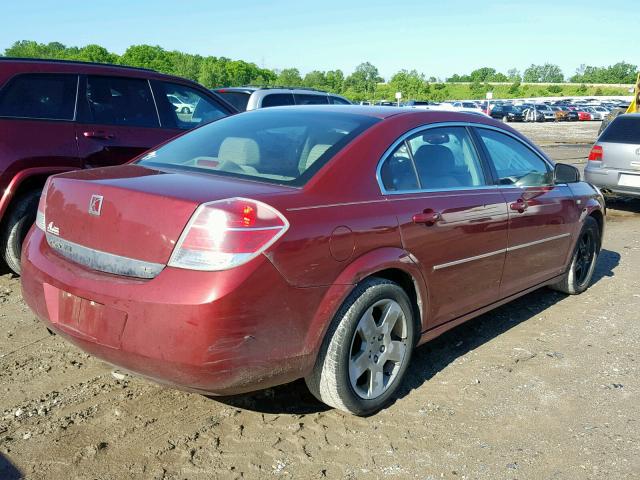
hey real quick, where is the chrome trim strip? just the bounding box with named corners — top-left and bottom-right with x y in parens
top-left (46, 233), bottom-right (164, 279)
top-left (433, 248), bottom-right (506, 270)
top-left (506, 233), bottom-right (571, 252)
top-left (432, 233), bottom-right (571, 270)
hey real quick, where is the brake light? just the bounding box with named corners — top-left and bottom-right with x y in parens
top-left (168, 197), bottom-right (289, 271)
top-left (35, 177), bottom-right (53, 231)
top-left (588, 145), bottom-right (603, 162)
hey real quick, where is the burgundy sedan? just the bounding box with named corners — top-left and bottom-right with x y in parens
top-left (21, 107), bottom-right (604, 415)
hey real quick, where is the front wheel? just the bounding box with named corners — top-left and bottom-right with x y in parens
top-left (550, 216), bottom-right (600, 295)
top-left (305, 278), bottom-right (416, 416)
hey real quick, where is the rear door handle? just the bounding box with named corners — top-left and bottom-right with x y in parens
top-left (83, 130), bottom-right (115, 140)
top-left (509, 199), bottom-right (528, 213)
top-left (412, 210), bottom-right (442, 225)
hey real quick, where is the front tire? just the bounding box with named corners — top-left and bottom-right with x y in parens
top-left (0, 190), bottom-right (41, 275)
top-left (305, 278), bottom-right (416, 416)
top-left (550, 216), bottom-right (600, 295)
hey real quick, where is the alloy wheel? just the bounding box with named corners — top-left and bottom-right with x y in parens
top-left (348, 299), bottom-right (409, 400)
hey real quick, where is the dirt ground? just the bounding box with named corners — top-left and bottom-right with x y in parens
top-left (1, 121), bottom-right (639, 480)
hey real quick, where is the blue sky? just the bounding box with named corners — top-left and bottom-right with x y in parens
top-left (1, 0), bottom-right (634, 79)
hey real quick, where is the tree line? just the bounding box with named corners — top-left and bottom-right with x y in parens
top-left (2, 41), bottom-right (636, 101)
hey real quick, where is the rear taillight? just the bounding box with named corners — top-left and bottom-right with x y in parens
top-left (168, 197), bottom-right (289, 271)
top-left (588, 145), bottom-right (603, 162)
top-left (35, 177), bottom-right (52, 231)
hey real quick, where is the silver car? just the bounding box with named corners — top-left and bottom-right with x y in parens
top-left (585, 113), bottom-right (640, 198)
top-left (213, 87), bottom-right (351, 111)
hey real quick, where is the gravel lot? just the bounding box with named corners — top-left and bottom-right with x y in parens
top-left (1, 121), bottom-right (639, 480)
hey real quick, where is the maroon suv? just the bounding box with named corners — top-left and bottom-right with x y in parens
top-left (0, 58), bottom-right (236, 273)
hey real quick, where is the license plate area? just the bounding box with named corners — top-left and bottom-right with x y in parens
top-left (618, 174), bottom-right (640, 188)
top-left (43, 284), bottom-right (127, 348)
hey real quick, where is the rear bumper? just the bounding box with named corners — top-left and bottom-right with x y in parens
top-left (585, 165), bottom-right (640, 198)
top-left (21, 228), bottom-right (328, 395)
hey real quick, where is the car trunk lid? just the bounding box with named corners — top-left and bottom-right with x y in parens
top-left (598, 141), bottom-right (640, 171)
top-left (43, 164), bottom-right (291, 275)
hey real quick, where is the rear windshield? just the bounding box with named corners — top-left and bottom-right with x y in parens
top-left (216, 91), bottom-right (250, 111)
top-left (137, 109), bottom-right (379, 186)
top-left (599, 115), bottom-right (640, 144)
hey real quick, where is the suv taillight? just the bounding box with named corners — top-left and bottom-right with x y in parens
top-left (588, 145), bottom-right (603, 162)
top-left (35, 177), bottom-right (52, 231)
top-left (168, 197), bottom-right (289, 271)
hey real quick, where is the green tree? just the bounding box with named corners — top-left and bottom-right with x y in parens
top-left (120, 45), bottom-right (173, 73)
top-left (344, 62), bottom-right (382, 98)
top-left (523, 63), bottom-right (564, 83)
top-left (325, 70), bottom-right (345, 93)
top-left (388, 69), bottom-right (430, 100)
top-left (276, 68), bottom-right (303, 87)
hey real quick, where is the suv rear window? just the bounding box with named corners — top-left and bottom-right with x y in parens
top-left (599, 115), bottom-right (640, 144)
top-left (216, 91), bottom-right (251, 111)
top-left (0, 73), bottom-right (78, 120)
top-left (137, 109), bottom-right (378, 186)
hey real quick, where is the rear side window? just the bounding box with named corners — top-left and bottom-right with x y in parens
top-left (261, 93), bottom-right (295, 108)
top-left (295, 94), bottom-right (329, 105)
top-left (0, 73), bottom-right (77, 120)
top-left (599, 116), bottom-right (640, 144)
top-left (380, 126), bottom-right (486, 192)
top-left (84, 76), bottom-right (159, 127)
top-left (153, 81), bottom-right (227, 129)
top-left (216, 91), bottom-right (251, 111)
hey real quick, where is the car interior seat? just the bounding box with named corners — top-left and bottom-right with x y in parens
top-left (413, 144), bottom-right (462, 189)
top-left (217, 137), bottom-right (260, 174)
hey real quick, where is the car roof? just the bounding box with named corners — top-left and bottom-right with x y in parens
top-left (0, 57), bottom-right (192, 83)
top-left (250, 104), bottom-right (504, 122)
top-left (215, 86), bottom-right (344, 96)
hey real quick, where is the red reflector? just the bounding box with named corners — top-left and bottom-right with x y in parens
top-left (588, 145), bottom-right (603, 161)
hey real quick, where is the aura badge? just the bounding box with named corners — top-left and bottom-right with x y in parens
top-left (89, 194), bottom-right (104, 216)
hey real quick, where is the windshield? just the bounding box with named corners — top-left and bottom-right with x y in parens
top-left (137, 109), bottom-right (379, 186)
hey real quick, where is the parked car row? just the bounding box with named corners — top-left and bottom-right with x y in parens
top-left (0, 57), bottom-right (612, 415)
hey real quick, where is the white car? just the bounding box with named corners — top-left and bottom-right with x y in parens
top-left (167, 94), bottom-right (194, 114)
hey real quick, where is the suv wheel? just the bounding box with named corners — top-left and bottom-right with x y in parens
top-left (0, 190), bottom-right (41, 275)
top-left (305, 277), bottom-right (415, 415)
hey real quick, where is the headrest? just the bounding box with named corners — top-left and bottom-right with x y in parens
top-left (218, 137), bottom-right (260, 167)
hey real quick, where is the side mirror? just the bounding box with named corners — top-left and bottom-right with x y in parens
top-left (554, 163), bottom-right (581, 184)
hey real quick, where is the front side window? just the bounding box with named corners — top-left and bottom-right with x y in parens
top-left (85, 76), bottom-right (158, 127)
top-left (477, 128), bottom-right (552, 186)
top-left (137, 109), bottom-right (378, 186)
top-left (0, 73), bottom-right (77, 120)
top-left (380, 126), bottom-right (487, 192)
top-left (154, 82), bottom-right (227, 129)
top-left (330, 95), bottom-right (351, 105)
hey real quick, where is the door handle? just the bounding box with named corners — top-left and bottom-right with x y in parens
top-left (83, 130), bottom-right (115, 140)
top-left (412, 210), bottom-right (442, 225)
top-left (509, 199), bottom-right (528, 213)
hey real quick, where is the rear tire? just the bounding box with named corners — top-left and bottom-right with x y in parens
top-left (550, 216), bottom-right (600, 295)
top-left (0, 190), bottom-right (41, 275)
top-left (305, 277), bottom-right (416, 416)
